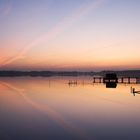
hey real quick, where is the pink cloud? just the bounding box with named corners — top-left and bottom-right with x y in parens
top-left (0, 0), bottom-right (104, 68)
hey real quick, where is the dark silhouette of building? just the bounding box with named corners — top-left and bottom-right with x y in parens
top-left (103, 73), bottom-right (118, 83)
top-left (103, 73), bottom-right (118, 88)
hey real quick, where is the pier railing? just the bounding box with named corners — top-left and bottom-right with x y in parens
top-left (93, 77), bottom-right (140, 84)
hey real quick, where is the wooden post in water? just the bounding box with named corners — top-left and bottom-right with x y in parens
top-left (136, 77), bottom-right (139, 84)
top-left (121, 77), bottom-right (123, 83)
top-left (128, 77), bottom-right (130, 84)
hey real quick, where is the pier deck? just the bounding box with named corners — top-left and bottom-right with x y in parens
top-left (93, 77), bottom-right (140, 84)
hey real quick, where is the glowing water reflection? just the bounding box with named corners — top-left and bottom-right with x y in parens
top-left (0, 76), bottom-right (140, 140)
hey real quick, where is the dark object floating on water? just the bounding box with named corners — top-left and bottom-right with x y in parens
top-left (103, 73), bottom-right (118, 88)
top-left (131, 87), bottom-right (140, 96)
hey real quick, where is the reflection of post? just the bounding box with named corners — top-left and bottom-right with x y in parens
top-left (133, 88), bottom-right (135, 93)
top-left (68, 80), bottom-right (77, 87)
top-left (121, 77), bottom-right (123, 83)
top-left (93, 78), bottom-right (95, 83)
top-left (132, 88), bottom-right (135, 96)
top-left (82, 80), bottom-right (84, 86)
top-left (130, 87), bottom-right (135, 96)
top-left (49, 79), bottom-right (51, 88)
top-left (130, 87), bottom-right (133, 93)
top-left (99, 78), bottom-right (101, 83)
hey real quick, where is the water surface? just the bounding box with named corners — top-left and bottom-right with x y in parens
top-left (0, 76), bottom-right (140, 140)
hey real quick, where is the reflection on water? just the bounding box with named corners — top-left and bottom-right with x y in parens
top-left (106, 82), bottom-right (117, 88)
top-left (0, 76), bottom-right (140, 140)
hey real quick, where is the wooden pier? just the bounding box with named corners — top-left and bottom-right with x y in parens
top-left (93, 77), bottom-right (140, 84)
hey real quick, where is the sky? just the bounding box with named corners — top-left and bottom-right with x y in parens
top-left (0, 0), bottom-right (140, 71)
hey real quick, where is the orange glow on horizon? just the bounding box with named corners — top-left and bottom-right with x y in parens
top-left (0, 0), bottom-right (140, 71)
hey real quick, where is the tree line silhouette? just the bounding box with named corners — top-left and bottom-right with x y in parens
top-left (0, 70), bottom-right (140, 77)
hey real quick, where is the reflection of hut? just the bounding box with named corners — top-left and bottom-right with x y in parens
top-left (106, 82), bottom-right (117, 88)
top-left (103, 73), bottom-right (118, 83)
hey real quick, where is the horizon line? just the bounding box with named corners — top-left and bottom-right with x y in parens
top-left (0, 69), bottom-right (140, 72)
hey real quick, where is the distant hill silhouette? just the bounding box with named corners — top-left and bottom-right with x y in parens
top-left (0, 71), bottom-right (92, 77)
top-left (99, 70), bottom-right (140, 77)
top-left (0, 70), bottom-right (140, 77)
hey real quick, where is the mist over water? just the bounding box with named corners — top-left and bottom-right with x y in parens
top-left (0, 76), bottom-right (140, 140)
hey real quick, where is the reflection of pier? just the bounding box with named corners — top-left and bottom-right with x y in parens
top-left (93, 77), bottom-right (140, 84)
top-left (68, 80), bottom-right (77, 85)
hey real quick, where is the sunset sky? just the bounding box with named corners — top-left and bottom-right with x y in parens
top-left (0, 0), bottom-right (140, 71)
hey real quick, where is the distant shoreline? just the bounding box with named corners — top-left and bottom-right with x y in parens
top-left (0, 70), bottom-right (140, 77)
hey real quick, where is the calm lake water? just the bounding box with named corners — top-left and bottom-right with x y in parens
top-left (0, 76), bottom-right (140, 140)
